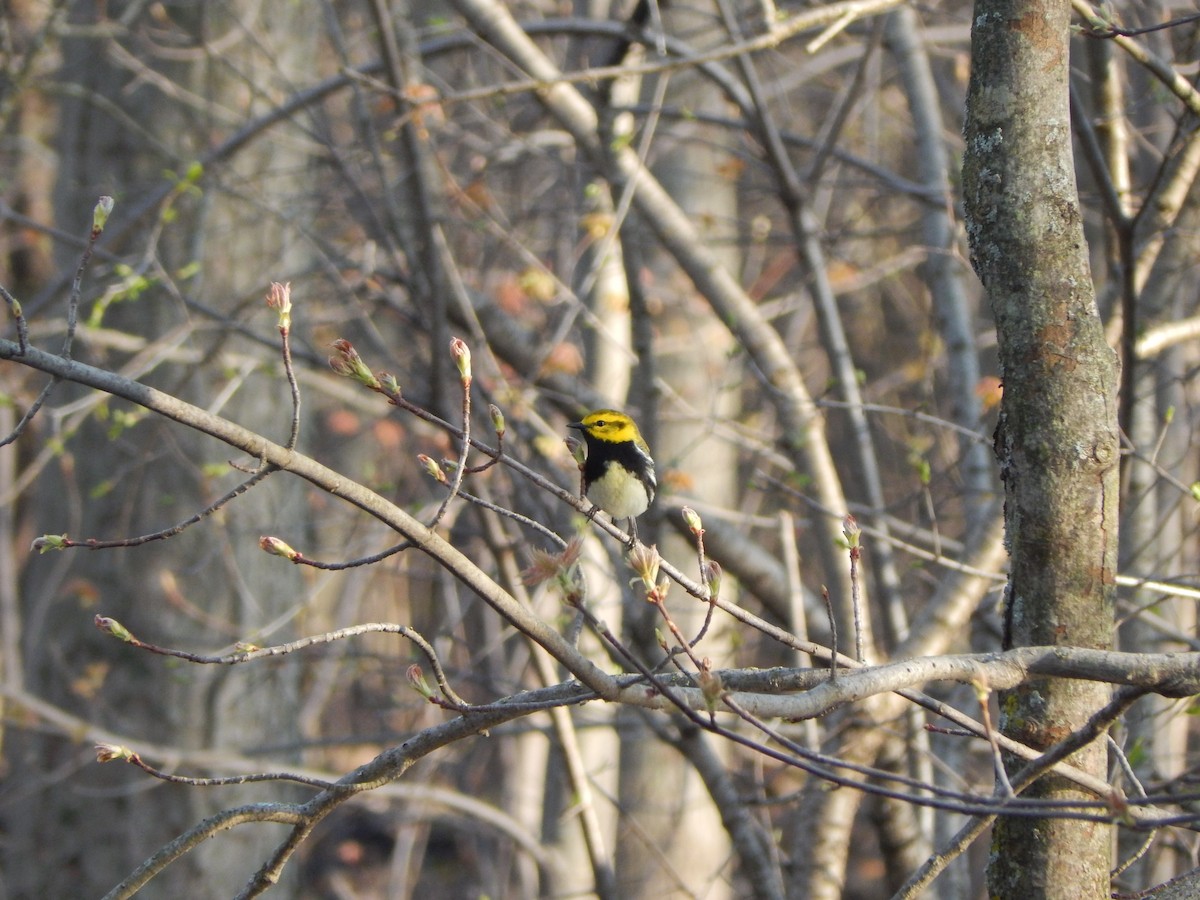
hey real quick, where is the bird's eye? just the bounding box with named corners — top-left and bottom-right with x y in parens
top-left (595, 420), bottom-right (606, 427)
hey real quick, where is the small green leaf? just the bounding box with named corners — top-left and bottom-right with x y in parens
top-left (609, 131), bottom-right (633, 153)
top-left (90, 479), bottom-right (115, 500)
top-left (1126, 738), bottom-right (1146, 768)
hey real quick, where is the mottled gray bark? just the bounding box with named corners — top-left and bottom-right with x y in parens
top-left (963, 0), bottom-right (1119, 896)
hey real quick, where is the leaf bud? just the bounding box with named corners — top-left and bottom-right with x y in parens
top-left (259, 535), bottom-right (300, 561)
top-left (418, 454), bottom-right (447, 484)
top-left (698, 661), bottom-right (724, 711)
top-left (703, 560), bottom-right (722, 601)
top-left (489, 404), bottom-right (506, 439)
top-left (407, 664), bottom-right (435, 700)
top-left (566, 436), bottom-right (586, 468)
top-left (328, 339), bottom-right (381, 390)
top-left (94, 615), bottom-right (135, 643)
top-left (377, 372), bottom-right (401, 398)
top-left (265, 282), bottom-right (292, 333)
top-left (626, 542), bottom-right (661, 593)
top-left (94, 742), bottom-right (134, 763)
top-left (31, 533), bottom-right (69, 554)
top-left (92, 196), bottom-right (115, 236)
top-left (450, 337), bottom-right (472, 385)
top-left (842, 514), bottom-right (860, 549)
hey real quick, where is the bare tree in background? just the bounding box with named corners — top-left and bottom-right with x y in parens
top-left (4, 2), bottom-right (1200, 899)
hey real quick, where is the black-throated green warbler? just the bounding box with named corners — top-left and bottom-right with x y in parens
top-left (568, 409), bottom-right (656, 539)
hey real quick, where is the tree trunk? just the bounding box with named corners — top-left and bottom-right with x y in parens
top-left (609, 5), bottom-right (738, 895)
top-left (962, 1), bottom-right (1119, 897)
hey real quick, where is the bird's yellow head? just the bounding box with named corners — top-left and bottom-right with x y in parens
top-left (569, 409), bottom-right (645, 447)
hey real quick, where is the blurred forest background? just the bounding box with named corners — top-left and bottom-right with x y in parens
top-left (2, 1), bottom-right (1200, 897)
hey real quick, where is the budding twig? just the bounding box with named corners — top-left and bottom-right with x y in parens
top-left (973, 679), bottom-right (1015, 798)
top-left (265, 282), bottom-right (301, 450)
top-left (822, 585), bottom-right (838, 682)
top-left (29, 469), bottom-right (273, 552)
top-left (93, 615), bottom-right (470, 710)
top-left (844, 514), bottom-right (864, 663)
top-left (94, 743), bottom-right (335, 789)
top-left (681, 507), bottom-right (720, 648)
top-left (1, 196), bottom-right (111, 448)
top-left (260, 535), bottom-right (413, 570)
top-left (0, 283), bottom-right (27, 356)
top-left (429, 337), bottom-right (474, 529)
top-left (464, 403), bottom-right (505, 473)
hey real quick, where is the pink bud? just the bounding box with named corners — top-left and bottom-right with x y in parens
top-left (406, 664), bottom-right (434, 699)
top-left (417, 454), bottom-right (447, 484)
top-left (328, 339), bottom-right (381, 390)
top-left (266, 282), bottom-right (292, 333)
top-left (842, 514), bottom-right (860, 549)
top-left (94, 742), bottom-right (132, 763)
top-left (450, 337), bottom-right (472, 384)
top-left (259, 535), bottom-right (300, 561)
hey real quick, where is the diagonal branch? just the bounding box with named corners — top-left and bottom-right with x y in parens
top-left (448, 0), bottom-right (859, 620)
top-left (0, 338), bottom-right (616, 699)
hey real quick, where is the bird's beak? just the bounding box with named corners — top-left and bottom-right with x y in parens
top-left (567, 421), bottom-right (584, 431)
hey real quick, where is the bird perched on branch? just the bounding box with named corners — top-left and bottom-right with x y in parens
top-left (568, 409), bottom-right (656, 541)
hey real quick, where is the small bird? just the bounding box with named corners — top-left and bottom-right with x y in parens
top-left (568, 409), bottom-right (656, 541)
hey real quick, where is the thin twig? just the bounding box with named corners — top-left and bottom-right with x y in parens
top-left (287, 541), bottom-right (412, 570)
top-left (844, 515), bottom-right (864, 662)
top-left (1, 197), bottom-right (110, 447)
top-left (974, 683), bottom-right (1015, 797)
top-left (49, 468), bottom-right (274, 550)
top-left (94, 618), bottom-right (471, 709)
top-left (428, 338), bottom-right (474, 529)
top-left (823, 585), bottom-right (838, 682)
top-left (681, 508), bottom-right (718, 648)
top-left (267, 282), bottom-right (302, 451)
top-left (0, 283), bottom-right (28, 354)
top-left (109, 749), bottom-right (336, 790)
